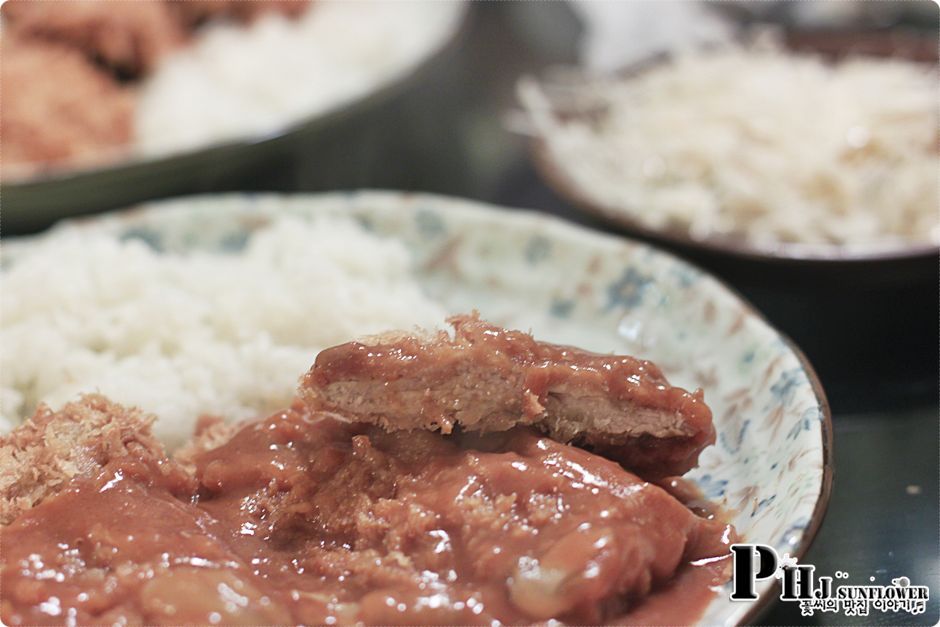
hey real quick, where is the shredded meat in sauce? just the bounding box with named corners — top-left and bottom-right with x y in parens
top-left (1, 318), bottom-right (735, 625)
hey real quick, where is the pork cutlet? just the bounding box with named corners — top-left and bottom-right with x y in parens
top-left (303, 313), bottom-right (716, 477)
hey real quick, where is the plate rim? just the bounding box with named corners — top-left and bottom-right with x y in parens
top-left (733, 308), bottom-right (834, 625)
top-left (2, 190), bottom-right (835, 625)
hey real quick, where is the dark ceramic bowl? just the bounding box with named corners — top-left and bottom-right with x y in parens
top-left (2, 3), bottom-right (470, 234)
top-left (528, 29), bottom-right (938, 286)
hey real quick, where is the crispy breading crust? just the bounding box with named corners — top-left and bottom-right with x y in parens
top-left (172, 414), bottom-right (244, 473)
top-left (0, 395), bottom-right (168, 525)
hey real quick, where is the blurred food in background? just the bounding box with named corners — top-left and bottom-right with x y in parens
top-left (519, 39), bottom-right (938, 255)
top-left (0, 0), bottom-right (463, 177)
top-left (0, 0), bottom-right (306, 174)
top-left (168, 0), bottom-right (309, 29)
top-left (135, 1), bottom-right (461, 156)
top-left (498, 1), bottom-right (937, 408)
top-left (1, 34), bottom-right (135, 169)
top-left (719, 0), bottom-right (938, 30)
top-left (2, 0), bottom-right (185, 78)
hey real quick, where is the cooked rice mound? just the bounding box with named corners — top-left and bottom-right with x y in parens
top-left (0, 216), bottom-right (445, 447)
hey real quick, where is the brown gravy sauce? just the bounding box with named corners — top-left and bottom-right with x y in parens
top-left (658, 476), bottom-right (732, 523)
top-left (1, 407), bottom-right (735, 625)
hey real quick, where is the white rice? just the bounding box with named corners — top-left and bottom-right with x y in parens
top-left (135, 0), bottom-right (463, 155)
top-left (519, 45), bottom-right (940, 252)
top-left (0, 216), bottom-right (445, 447)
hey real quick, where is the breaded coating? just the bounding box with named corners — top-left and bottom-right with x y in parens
top-left (171, 399), bottom-right (308, 471)
top-left (172, 414), bottom-right (243, 473)
top-left (167, 0), bottom-right (311, 29)
top-left (2, 0), bottom-right (185, 77)
top-left (1, 37), bottom-right (134, 168)
top-left (302, 313), bottom-right (716, 477)
top-left (0, 394), bottom-right (169, 525)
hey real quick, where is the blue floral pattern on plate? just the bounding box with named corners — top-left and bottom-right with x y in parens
top-left (3, 191), bottom-right (831, 626)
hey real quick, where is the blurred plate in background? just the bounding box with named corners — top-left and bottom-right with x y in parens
top-left (2, 2), bottom-right (469, 233)
top-left (2, 190), bottom-right (834, 624)
top-left (524, 28), bottom-right (938, 274)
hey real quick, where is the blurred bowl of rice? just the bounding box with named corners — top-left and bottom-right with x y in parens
top-left (517, 25), bottom-right (938, 406)
top-left (518, 30), bottom-right (938, 281)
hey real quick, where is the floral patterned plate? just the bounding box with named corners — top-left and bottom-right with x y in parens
top-left (5, 191), bottom-right (832, 625)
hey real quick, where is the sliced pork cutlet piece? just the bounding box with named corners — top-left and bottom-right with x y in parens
top-left (301, 313), bottom-right (715, 478)
top-left (0, 394), bottom-right (192, 525)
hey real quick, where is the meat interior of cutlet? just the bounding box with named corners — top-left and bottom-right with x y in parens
top-left (0, 397), bottom-right (734, 625)
top-left (302, 313), bottom-right (715, 477)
